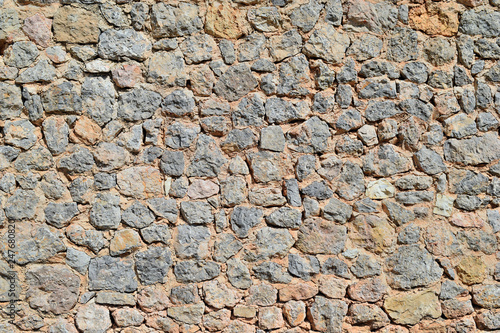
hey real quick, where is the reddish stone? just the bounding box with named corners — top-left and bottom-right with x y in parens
top-left (112, 64), bottom-right (142, 88)
top-left (23, 13), bottom-right (52, 48)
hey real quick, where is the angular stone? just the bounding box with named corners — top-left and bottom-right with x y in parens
top-left (23, 13), bottom-right (52, 48)
top-left (174, 260), bottom-right (220, 283)
top-left (187, 134), bottom-right (227, 177)
top-left (296, 218), bottom-right (346, 255)
top-left (88, 256), bottom-right (137, 292)
top-left (386, 28), bottom-right (418, 62)
top-left (45, 202), bottom-right (79, 228)
top-left (205, 2), bottom-right (246, 39)
top-left (366, 179), bottom-right (395, 199)
top-left (308, 296), bottom-right (348, 333)
top-left (90, 193), bottom-right (121, 230)
top-left (0, 82), bottom-right (23, 120)
top-left (268, 30), bottom-right (302, 62)
top-left (53, 6), bottom-right (100, 43)
top-left (386, 245), bottom-right (443, 290)
top-left (346, 0), bottom-right (398, 33)
top-left (304, 24), bottom-right (349, 64)
top-left (444, 132), bottom-right (500, 166)
top-left (384, 290), bottom-right (441, 325)
top-left (151, 2), bottom-right (202, 38)
top-left (109, 229), bottom-right (142, 256)
top-left (459, 9), bottom-right (500, 38)
top-left (117, 166), bottom-right (162, 199)
top-left (75, 303), bottom-right (112, 333)
top-left (290, 0), bottom-right (323, 32)
top-left (363, 144), bottom-right (412, 177)
top-left (147, 51), bottom-right (186, 86)
top-left (456, 255), bottom-right (487, 285)
top-left (227, 258), bottom-right (252, 290)
top-left (214, 64), bottom-right (258, 102)
top-left (135, 246), bottom-right (172, 285)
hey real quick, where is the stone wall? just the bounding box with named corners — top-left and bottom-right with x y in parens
top-left (0, 0), bottom-right (500, 331)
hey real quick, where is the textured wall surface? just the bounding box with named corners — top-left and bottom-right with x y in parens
top-left (1, 0), bottom-right (500, 331)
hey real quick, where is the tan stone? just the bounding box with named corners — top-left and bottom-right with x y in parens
top-left (187, 179), bottom-right (219, 199)
top-left (456, 256), bottom-right (487, 285)
top-left (347, 276), bottom-right (389, 303)
top-left (110, 229), bottom-right (142, 256)
top-left (349, 214), bottom-right (396, 254)
top-left (73, 116), bottom-right (102, 145)
top-left (283, 300), bottom-right (306, 327)
top-left (366, 179), bottom-right (395, 199)
top-left (53, 6), bottom-right (101, 43)
top-left (233, 305), bottom-right (257, 318)
top-left (205, 2), bottom-right (246, 39)
top-left (384, 290), bottom-right (441, 325)
top-left (409, 3), bottom-right (459, 37)
top-left (279, 282), bottom-right (318, 302)
top-left (203, 309), bottom-right (231, 332)
top-left (450, 212), bottom-right (484, 228)
top-left (137, 285), bottom-right (170, 312)
top-left (202, 279), bottom-right (241, 309)
top-left (259, 307), bottom-right (284, 330)
top-left (318, 276), bottom-right (348, 299)
top-left (117, 166), bottom-right (163, 199)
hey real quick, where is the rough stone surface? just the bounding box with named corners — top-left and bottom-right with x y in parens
top-left (0, 0), bottom-right (498, 330)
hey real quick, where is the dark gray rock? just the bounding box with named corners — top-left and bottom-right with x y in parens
top-left (89, 193), bottom-right (121, 229)
top-left (187, 134), bottom-right (227, 177)
top-left (5, 189), bottom-right (38, 221)
top-left (230, 206), bottom-right (263, 238)
top-left (459, 9), bottom-right (500, 38)
top-left (161, 89), bottom-right (195, 117)
top-left (350, 254), bottom-right (381, 278)
top-left (45, 202), bottom-right (79, 228)
top-left (88, 256), bottom-right (137, 292)
top-left (214, 64), bottom-right (258, 102)
top-left (288, 253), bottom-right (320, 281)
top-left (160, 151), bottom-right (184, 177)
top-left (323, 198), bottom-right (352, 224)
top-left (174, 260), bottom-right (220, 283)
top-left (265, 207), bottom-right (302, 228)
top-left (118, 88), bottom-right (162, 121)
top-left (253, 262), bottom-right (292, 283)
top-left (122, 200), bottom-right (155, 229)
top-left (135, 246), bottom-right (172, 285)
top-left (180, 201), bottom-right (214, 225)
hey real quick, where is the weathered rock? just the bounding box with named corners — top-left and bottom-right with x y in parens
top-left (53, 6), bottom-right (100, 43)
top-left (384, 290), bottom-right (441, 325)
top-left (88, 256), bottom-right (137, 292)
top-left (304, 25), bottom-right (350, 64)
top-left (151, 2), bottom-right (202, 38)
top-left (135, 246), bottom-right (173, 285)
top-left (308, 296), bottom-right (348, 332)
top-left (296, 218), bottom-right (346, 255)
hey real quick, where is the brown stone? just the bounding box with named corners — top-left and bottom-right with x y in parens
top-left (205, 2), bottom-right (246, 39)
top-left (347, 276), bottom-right (389, 303)
top-left (110, 229), bottom-right (142, 256)
top-left (25, 265), bottom-right (80, 315)
top-left (441, 299), bottom-right (474, 319)
top-left (348, 214), bottom-right (396, 254)
top-left (203, 279), bottom-right (241, 309)
top-left (187, 179), bottom-right (220, 199)
top-left (203, 309), bottom-right (231, 331)
top-left (23, 13), bottom-right (52, 48)
top-left (112, 308), bottom-right (144, 327)
top-left (456, 256), bottom-right (487, 285)
top-left (409, 2), bottom-right (459, 37)
top-left (53, 6), bottom-right (101, 44)
top-left (117, 166), bottom-right (163, 199)
top-left (73, 116), bottom-right (102, 145)
top-left (318, 276), bottom-right (349, 299)
top-left (137, 286), bottom-right (170, 312)
top-left (450, 212), bottom-right (484, 228)
top-left (279, 282), bottom-right (319, 302)
top-left (259, 306), bottom-right (284, 330)
top-left (283, 300), bottom-right (306, 327)
top-left (112, 64), bottom-right (142, 88)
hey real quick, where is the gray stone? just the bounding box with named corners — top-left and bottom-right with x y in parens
top-left (359, 61), bottom-right (399, 79)
top-left (58, 146), bottom-right (94, 174)
top-left (94, 173), bottom-right (116, 190)
top-left (0, 82), bottom-right (23, 120)
top-left (454, 66), bottom-right (473, 86)
top-left (323, 198), bottom-right (352, 224)
top-left (231, 206), bottom-right (263, 238)
top-left (459, 9), bottom-right (500, 38)
top-left (276, 54), bottom-right (312, 97)
top-left (477, 112), bottom-right (499, 131)
top-left (265, 97), bottom-right (309, 124)
top-left (268, 30), bottom-right (302, 62)
top-left (253, 262), bottom-right (292, 283)
top-left (90, 193), bottom-right (121, 230)
top-left (5, 189), bottom-right (38, 221)
top-left (402, 62), bottom-right (428, 83)
top-left (214, 64), bottom-right (258, 102)
top-left (75, 303), bottom-right (111, 333)
top-left (399, 99), bottom-right (433, 122)
top-left (287, 116), bottom-right (331, 154)
top-left (304, 24), bottom-right (349, 64)
top-left (66, 224), bottom-right (106, 254)
top-left (146, 198), bottom-right (178, 223)
top-left (444, 133), bottom-right (500, 166)
top-left (398, 223), bottom-right (421, 245)
top-left (180, 34), bottom-right (216, 64)
top-left (321, 257), bottom-right (351, 279)
top-left (424, 37), bottom-right (455, 66)
top-left (337, 161), bottom-right (365, 201)
top-left (41, 81), bottom-right (82, 116)
top-left (165, 122), bottom-right (200, 149)
top-left (122, 200), bottom-right (155, 229)
top-left (387, 28), bottom-right (418, 62)
top-left (302, 180), bottom-right (333, 200)
top-left (288, 253), bottom-right (320, 281)
top-left (486, 62), bottom-right (500, 82)
top-left (248, 7), bottom-right (281, 32)
top-left (160, 151), bottom-right (184, 177)
top-left (260, 126), bottom-right (285, 152)
top-left (336, 109), bottom-right (362, 131)
top-left (88, 256), bottom-right (137, 292)
top-left (457, 34), bottom-right (475, 68)
top-left (117, 88), bottom-right (161, 121)
top-left (313, 91), bottom-right (335, 114)
top-left (140, 224), bottom-right (171, 244)
top-left (174, 260), bottom-right (220, 283)
top-left (219, 39), bottom-right (235, 65)
top-left (221, 128), bottom-right (258, 153)
top-left (98, 29), bottom-right (151, 60)
top-left (45, 202), bottom-right (79, 228)
top-left (285, 179), bottom-right (302, 207)
top-left (213, 233), bottom-right (242, 263)
top-left (358, 77), bottom-right (397, 99)
top-left (363, 144), bottom-right (412, 177)
top-left (346, 0), bottom-right (397, 33)
top-left (296, 155), bottom-right (316, 181)
top-left (232, 93), bottom-right (266, 127)
top-left (16, 59), bottom-right (56, 84)
top-left (227, 258), bottom-right (252, 289)
top-left (414, 147), bottom-right (446, 175)
top-left (4, 41), bottom-right (38, 68)
top-left (245, 227), bottom-right (295, 261)
top-left (150, 2), bottom-right (202, 38)
top-left (170, 177), bottom-right (189, 198)
top-left (265, 207), bottom-right (302, 228)
top-left (308, 296), bottom-right (347, 332)
top-left (42, 117), bottom-right (69, 156)
top-left (180, 201), bottom-right (214, 225)
top-left (187, 134), bottom-right (227, 177)
top-left (290, 0), bottom-right (322, 32)
top-left (350, 254), bottom-right (381, 278)
top-left (238, 33), bottom-right (266, 62)
top-left (135, 246), bottom-right (172, 285)
top-left (347, 34), bottom-right (382, 61)
top-left (130, 2), bottom-right (148, 29)
top-left (365, 100), bottom-right (399, 122)
top-left (247, 151), bottom-right (282, 183)
top-left (14, 145), bottom-right (53, 173)
top-left (66, 248), bottom-right (91, 275)
top-left (386, 245), bottom-right (443, 290)
top-left (81, 77), bottom-right (116, 126)
top-left (161, 89), bottom-right (195, 117)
